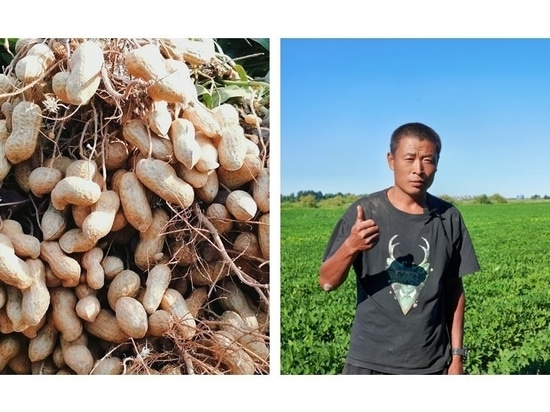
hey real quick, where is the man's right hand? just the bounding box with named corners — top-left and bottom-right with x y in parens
top-left (319, 205), bottom-right (381, 292)
top-left (347, 205), bottom-right (380, 252)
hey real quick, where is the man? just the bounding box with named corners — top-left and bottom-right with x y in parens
top-left (319, 122), bottom-right (480, 375)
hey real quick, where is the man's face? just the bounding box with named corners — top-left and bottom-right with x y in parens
top-left (387, 135), bottom-right (438, 198)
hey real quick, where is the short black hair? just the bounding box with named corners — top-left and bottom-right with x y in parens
top-left (390, 122), bottom-right (442, 158)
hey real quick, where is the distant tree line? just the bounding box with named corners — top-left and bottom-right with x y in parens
top-left (281, 191), bottom-right (361, 208)
top-left (282, 191), bottom-right (550, 208)
top-left (467, 193), bottom-right (549, 204)
top-left (281, 190), bottom-right (365, 202)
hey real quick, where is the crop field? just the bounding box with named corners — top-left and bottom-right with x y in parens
top-left (280, 201), bottom-right (550, 375)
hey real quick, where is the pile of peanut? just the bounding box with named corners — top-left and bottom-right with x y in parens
top-left (0, 38), bottom-right (269, 375)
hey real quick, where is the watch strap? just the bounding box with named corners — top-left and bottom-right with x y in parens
top-left (451, 347), bottom-right (468, 358)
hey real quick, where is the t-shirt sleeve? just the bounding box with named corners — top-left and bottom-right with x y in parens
top-left (321, 201), bottom-right (363, 262)
top-left (322, 210), bottom-right (353, 262)
top-left (448, 213), bottom-right (481, 278)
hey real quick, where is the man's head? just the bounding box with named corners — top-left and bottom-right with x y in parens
top-left (387, 122), bottom-right (441, 201)
top-left (389, 122), bottom-right (441, 161)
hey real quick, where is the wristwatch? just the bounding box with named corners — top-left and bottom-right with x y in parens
top-left (451, 347), bottom-right (468, 359)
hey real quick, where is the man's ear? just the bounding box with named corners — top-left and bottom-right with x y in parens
top-left (387, 151), bottom-right (394, 170)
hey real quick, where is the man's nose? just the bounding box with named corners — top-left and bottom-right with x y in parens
top-left (412, 159), bottom-right (424, 174)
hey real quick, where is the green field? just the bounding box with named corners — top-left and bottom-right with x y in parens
top-left (280, 201), bottom-right (550, 374)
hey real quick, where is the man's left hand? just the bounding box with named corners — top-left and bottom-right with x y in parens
top-left (447, 358), bottom-right (464, 375)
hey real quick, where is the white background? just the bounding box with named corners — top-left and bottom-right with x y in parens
top-left (3, 1), bottom-right (550, 409)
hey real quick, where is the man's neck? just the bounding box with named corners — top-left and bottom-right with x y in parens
top-left (386, 186), bottom-right (428, 214)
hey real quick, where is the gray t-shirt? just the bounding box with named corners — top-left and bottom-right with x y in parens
top-left (322, 189), bottom-right (480, 374)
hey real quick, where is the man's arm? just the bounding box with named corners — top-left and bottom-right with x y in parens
top-left (319, 205), bottom-right (380, 292)
top-left (319, 238), bottom-right (357, 291)
top-left (445, 276), bottom-right (466, 374)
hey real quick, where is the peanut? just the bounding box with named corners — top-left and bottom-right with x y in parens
top-left (169, 118), bottom-right (201, 169)
top-left (62, 341), bottom-right (94, 375)
top-left (195, 132), bottom-right (219, 172)
top-left (117, 171), bottom-right (153, 232)
top-left (75, 294), bottom-right (101, 323)
top-left (175, 163), bottom-right (209, 189)
top-left (135, 158), bottom-right (194, 208)
top-left (81, 247), bottom-right (105, 290)
top-left (205, 203), bottom-right (234, 235)
top-left (82, 190), bottom-right (120, 242)
top-left (41, 203), bottom-right (68, 241)
top-left (14, 43), bottom-right (55, 84)
top-left (52, 71), bottom-right (71, 103)
top-left (226, 189), bottom-right (258, 222)
top-left (160, 288), bottom-right (196, 340)
top-left (212, 103), bottom-right (241, 129)
top-left (220, 310), bottom-right (269, 361)
top-left (107, 269), bottom-right (142, 311)
top-left (186, 287), bottom-right (209, 319)
top-left (134, 208), bottom-right (169, 270)
top-left (0, 120), bottom-right (11, 180)
top-left (218, 124), bottom-right (248, 171)
top-left (4, 101), bottom-right (42, 164)
top-left (39, 241), bottom-right (81, 285)
top-left (65, 159), bottom-right (98, 180)
top-left (233, 232), bottom-right (263, 259)
top-left (0, 335), bottom-right (23, 372)
top-left (147, 309), bottom-right (171, 337)
top-left (0, 234), bottom-right (33, 289)
top-left (28, 166), bottom-right (64, 197)
top-left (258, 212), bottom-right (269, 260)
top-left (50, 287), bottom-right (83, 342)
top-left (58, 228), bottom-right (96, 254)
top-left (6, 285), bottom-right (26, 332)
top-left (65, 40), bottom-right (104, 105)
top-left (211, 330), bottom-right (255, 375)
top-left (15, 55), bottom-right (47, 84)
top-left (148, 100), bottom-right (172, 137)
top-left (217, 278), bottom-right (258, 330)
top-left (100, 138), bottom-right (129, 171)
top-left (0, 219), bottom-right (40, 259)
top-left (252, 167), bottom-right (269, 213)
top-left (125, 44), bottom-right (196, 104)
top-left (21, 258), bottom-right (50, 327)
top-left (115, 297), bottom-right (148, 339)
top-left (182, 103), bottom-right (221, 138)
top-left (196, 169), bottom-right (219, 203)
top-left (0, 74), bottom-right (15, 106)
top-left (101, 255), bottom-right (124, 280)
top-left (218, 153), bottom-right (262, 190)
top-left (122, 118), bottom-right (174, 161)
top-left (142, 263), bottom-right (172, 314)
top-left (50, 176), bottom-right (102, 210)
top-left (84, 308), bottom-right (130, 344)
top-left (91, 356), bottom-right (123, 375)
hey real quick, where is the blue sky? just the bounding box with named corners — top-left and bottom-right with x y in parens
top-left (281, 38), bottom-right (550, 199)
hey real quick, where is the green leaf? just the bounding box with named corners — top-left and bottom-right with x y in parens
top-left (201, 93), bottom-right (213, 109)
top-left (251, 38), bottom-right (269, 51)
top-left (211, 85), bottom-right (253, 106)
top-left (195, 84), bottom-right (208, 97)
top-left (233, 64), bottom-right (249, 82)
